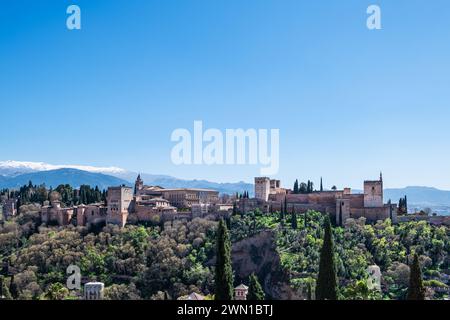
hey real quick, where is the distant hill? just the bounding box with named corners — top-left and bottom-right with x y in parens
top-left (0, 160), bottom-right (253, 195)
top-left (384, 186), bottom-right (450, 207)
top-left (0, 166), bottom-right (252, 195)
top-left (0, 168), bottom-right (131, 190)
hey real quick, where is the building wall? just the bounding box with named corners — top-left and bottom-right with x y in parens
top-left (77, 205), bottom-right (108, 227)
top-left (160, 189), bottom-right (219, 208)
top-left (336, 199), bottom-right (351, 226)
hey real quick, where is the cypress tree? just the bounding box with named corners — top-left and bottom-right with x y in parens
top-left (9, 275), bottom-right (18, 299)
top-left (293, 179), bottom-right (299, 194)
top-left (291, 208), bottom-right (298, 230)
top-left (404, 195), bottom-right (408, 213)
top-left (307, 282), bottom-right (313, 300)
top-left (304, 210), bottom-right (308, 228)
top-left (215, 219), bottom-right (234, 300)
top-left (388, 199), bottom-right (393, 220)
top-left (279, 201), bottom-right (284, 221)
top-left (232, 202), bottom-right (238, 216)
top-left (315, 215), bottom-right (337, 300)
top-left (407, 254), bottom-right (425, 300)
top-left (248, 273), bottom-right (265, 300)
top-left (320, 177), bottom-right (323, 192)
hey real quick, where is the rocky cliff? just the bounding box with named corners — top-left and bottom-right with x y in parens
top-left (231, 230), bottom-right (301, 300)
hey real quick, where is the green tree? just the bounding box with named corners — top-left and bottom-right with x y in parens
top-left (0, 276), bottom-right (12, 300)
top-left (299, 182), bottom-right (307, 194)
top-left (293, 179), bottom-right (299, 194)
top-left (215, 219), bottom-right (234, 300)
top-left (315, 215), bottom-right (337, 300)
top-left (232, 202), bottom-right (238, 216)
top-left (320, 177), bottom-right (323, 192)
top-left (407, 254), bottom-right (425, 300)
top-left (304, 210), bottom-right (308, 228)
top-left (291, 209), bottom-right (298, 230)
top-left (9, 275), bottom-right (18, 299)
top-left (247, 273), bottom-right (264, 300)
top-left (43, 283), bottom-right (70, 300)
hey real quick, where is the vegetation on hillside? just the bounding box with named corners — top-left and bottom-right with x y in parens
top-left (0, 205), bottom-right (448, 300)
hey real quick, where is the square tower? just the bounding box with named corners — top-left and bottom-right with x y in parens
top-left (106, 186), bottom-right (133, 227)
top-left (363, 174), bottom-right (383, 208)
top-left (255, 177), bottom-right (270, 201)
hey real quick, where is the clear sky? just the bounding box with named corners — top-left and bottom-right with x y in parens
top-left (1, 0), bottom-right (450, 189)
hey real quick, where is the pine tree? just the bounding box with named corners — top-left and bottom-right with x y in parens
top-left (215, 219), bottom-right (234, 300)
top-left (407, 254), bottom-right (425, 300)
top-left (293, 179), bottom-right (299, 194)
top-left (315, 215), bottom-right (337, 300)
top-left (248, 273), bottom-right (265, 300)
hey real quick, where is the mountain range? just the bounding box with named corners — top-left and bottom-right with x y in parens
top-left (1, 161), bottom-right (449, 214)
top-left (0, 161), bottom-right (252, 195)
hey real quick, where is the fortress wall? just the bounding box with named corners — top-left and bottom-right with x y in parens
top-left (347, 194), bottom-right (364, 207)
top-left (397, 215), bottom-right (450, 226)
top-left (287, 192), bottom-right (341, 205)
top-left (362, 207), bottom-right (390, 222)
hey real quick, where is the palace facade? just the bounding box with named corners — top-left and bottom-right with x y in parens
top-left (40, 175), bottom-right (221, 228)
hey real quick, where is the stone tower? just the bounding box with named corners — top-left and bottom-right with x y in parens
top-left (135, 174), bottom-right (144, 195)
top-left (254, 177), bottom-right (270, 201)
top-left (106, 186), bottom-right (133, 227)
top-left (363, 173), bottom-right (383, 208)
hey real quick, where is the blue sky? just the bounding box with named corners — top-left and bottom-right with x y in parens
top-left (1, 0), bottom-right (450, 189)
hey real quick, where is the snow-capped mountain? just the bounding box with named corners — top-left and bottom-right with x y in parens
top-left (0, 160), bottom-right (127, 177)
top-left (0, 160), bottom-right (253, 195)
